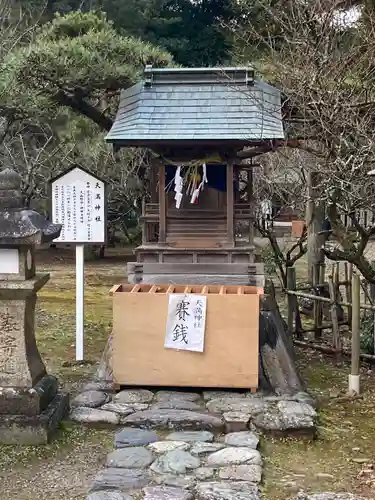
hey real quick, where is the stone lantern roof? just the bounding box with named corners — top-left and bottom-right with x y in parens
top-left (0, 168), bottom-right (61, 245)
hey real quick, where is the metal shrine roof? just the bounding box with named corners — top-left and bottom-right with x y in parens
top-left (105, 66), bottom-right (284, 146)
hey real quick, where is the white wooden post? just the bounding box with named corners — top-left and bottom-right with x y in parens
top-left (50, 167), bottom-right (106, 363)
top-left (75, 244), bottom-right (85, 361)
top-left (350, 273), bottom-right (360, 394)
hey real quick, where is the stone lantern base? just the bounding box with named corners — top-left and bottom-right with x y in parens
top-left (0, 275), bottom-right (69, 445)
top-left (0, 376), bottom-right (69, 445)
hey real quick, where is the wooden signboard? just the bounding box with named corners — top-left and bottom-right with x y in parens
top-left (50, 166), bottom-right (106, 244)
top-left (49, 166), bottom-right (107, 361)
top-left (111, 284), bottom-right (262, 389)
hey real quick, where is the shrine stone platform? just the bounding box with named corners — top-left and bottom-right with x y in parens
top-left (70, 386), bottom-right (317, 440)
top-left (127, 262), bottom-right (265, 288)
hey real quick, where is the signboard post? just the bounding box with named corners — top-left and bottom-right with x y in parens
top-left (50, 167), bottom-right (106, 361)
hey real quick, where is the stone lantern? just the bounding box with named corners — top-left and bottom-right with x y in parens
top-left (0, 167), bottom-right (69, 444)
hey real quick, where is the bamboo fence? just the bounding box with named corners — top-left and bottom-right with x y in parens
top-left (285, 261), bottom-right (375, 393)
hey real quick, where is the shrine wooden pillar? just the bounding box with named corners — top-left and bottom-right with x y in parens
top-left (141, 198), bottom-right (147, 245)
top-left (248, 167), bottom-right (254, 246)
top-left (226, 160), bottom-right (234, 245)
top-left (158, 163), bottom-right (166, 243)
top-left (150, 166), bottom-right (158, 202)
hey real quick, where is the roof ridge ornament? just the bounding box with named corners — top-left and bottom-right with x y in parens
top-left (142, 65), bottom-right (254, 86)
top-left (246, 68), bottom-right (254, 86)
top-left (144, 65), bottom-right (153, 87)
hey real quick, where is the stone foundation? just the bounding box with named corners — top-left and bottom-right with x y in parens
top-left (127, 262), bottom-right (265, 287)
top-left (70, 387), bottom-right (316, 440)
top-left (0, 375), bottom-right (69, 445)
top-left (0, 392), bottom-right (69, 445)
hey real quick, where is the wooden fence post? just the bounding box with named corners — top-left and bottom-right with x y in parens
top-left (335, 262), bottom-right (340, 290)
top-left (328, 274), bottom-right (340, 351)
top-left (350, 273), bottom-right (360, 394)
top-left (287, 266), bottom-right (296, 336)
top-left (345, 263), bottom-right (353, 325)
top-left (370, 261), bottom-right (375, 354)
top-left (313, 261), bottom-right (324, 338)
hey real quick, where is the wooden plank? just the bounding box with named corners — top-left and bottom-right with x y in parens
top-left (109, 284), bottom-right (122, 295)
top-left (158, 163), bottom-right (166, 243)
top-left (140, 263), bottom-right (264, 275)
top-left (112, 291), bottom-right (260, 388)
top-left (170, 239), bottom-right (222, 248)
top-left (227, 160), bottom-right (234, 246)
top-left (137, 243), bottom-right (256, 251)
top-left (288, 289), bottom-right (375, 312)
top-left (140, 214), bottom-right (159, 221)
top-left (141, 274), bottom-right (265, 287)
top-left (131, 284), bottom-right (141, 293)
top-left (328, 275), bottom-right (341, 350)
top-left (124, 284), bottom-right (264, 298)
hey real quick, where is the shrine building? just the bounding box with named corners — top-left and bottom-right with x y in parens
top-left (106, 66), bottom-right (284, 286)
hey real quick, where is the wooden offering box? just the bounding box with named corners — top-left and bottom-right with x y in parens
top-left (111, 283), bottom-right (262, 389)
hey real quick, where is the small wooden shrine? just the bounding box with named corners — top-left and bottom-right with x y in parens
top-left (106, 66), bottom-right (284, 286)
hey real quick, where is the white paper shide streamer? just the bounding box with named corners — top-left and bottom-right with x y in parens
top-left (174, 166), bottom-right (183, 208)
top-left (190, 163), bottom-right (208, 204)
top-left (172, 163), bottom-right (209, 208)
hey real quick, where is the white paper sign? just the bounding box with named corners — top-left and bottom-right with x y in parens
top-left (0, 248), bottom-right (19, 274)
top-left (165, 294), bottom-right (207, 353)
top-left (51, 167), bottom-right (105, 243)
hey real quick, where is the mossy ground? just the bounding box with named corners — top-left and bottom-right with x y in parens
top-left (0, 246), bottom-right (375, 499)
top-left (263, 351), bottom-right (375, 499)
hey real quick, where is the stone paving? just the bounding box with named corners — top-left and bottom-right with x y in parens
top-left (70, 386), bottom-right (317, 439)
top-left (69, 387), bottom-right (366, 500)
top-left (88, 426), bottom-right (262, 500)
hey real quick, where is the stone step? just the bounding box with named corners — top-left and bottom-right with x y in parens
top-left (70, 388), bottom-right (316, 439)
